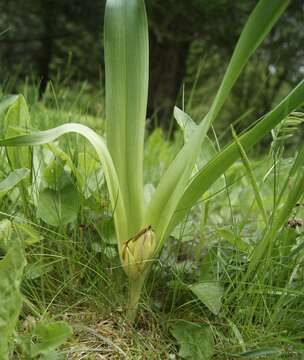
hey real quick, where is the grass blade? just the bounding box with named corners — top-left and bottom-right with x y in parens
top-left (247, 149), bottom-right (304, 278)
top-left (231, 126), bottom-right (268, 226)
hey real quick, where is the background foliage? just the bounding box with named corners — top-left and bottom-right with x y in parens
top-left (1, 0), bottom-right (304, 136)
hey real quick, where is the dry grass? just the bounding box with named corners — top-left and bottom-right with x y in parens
top-left (57, 310), bottom-right (175, 359)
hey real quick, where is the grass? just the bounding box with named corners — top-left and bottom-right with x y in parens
top-left (0, 79), bottom-right (303, 358)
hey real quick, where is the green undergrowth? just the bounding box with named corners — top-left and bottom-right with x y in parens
top-left (0, 83), bottom-right (303, 359)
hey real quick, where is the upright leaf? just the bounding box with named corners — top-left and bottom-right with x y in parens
top-left (4, 95), bottom-right (31, 169)
top-left (146, 0), bottom-right (289, 245)
top-left (105, 0), bottom-right (149, 237)
top-left (174, 107), bottom-right (218, 172)
top-left (0, 95), bottom-right (18, 124)
top-left (170, 79), bottom-right (304, 234)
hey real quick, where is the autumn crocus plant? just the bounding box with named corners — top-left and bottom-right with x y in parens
top-left (1, 0), bottom-right (304, 321)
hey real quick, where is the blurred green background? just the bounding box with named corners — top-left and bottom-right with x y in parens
top-left (1, 0), bottom-right (303, 140)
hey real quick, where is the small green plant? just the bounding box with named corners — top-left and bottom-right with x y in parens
top-left (17, 320), bottom-right (72, 359)
top-left (1, 0), bottom-right (304, 322)
top-left (0, 219), bottom-right (72, 359)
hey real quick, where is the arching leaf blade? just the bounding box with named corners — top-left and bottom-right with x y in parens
top-left (0, 123), bottom-right (128, 243)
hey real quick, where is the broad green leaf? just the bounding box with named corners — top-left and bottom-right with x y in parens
top-left (0, 95), bottom-right (18, 123)
top-left (189, 281), bottom-right (224, 315)
top-left (175, 107), bottom-right (200, 142)
top-left (77, 151), bottom-right (104, 198)
top-left (15, 223), bottom-right (43, 246)
top-left (170, 321), bottom-right (214, 360)
top-left (170, 221), bottom-right (195, 243)
top-left (77, 151), bottom-right (100, 175)
top-left (105, 0), bottom-right (149, 236)
top-left (47, 143), bottom-right (81, 186)
top-left (0, 168), bottom-right (30, 198)
top-left (174, 106), bottom-right (225, 194)
top-left (47, 144), bottom-right (104, 198)
top-left (0, 236), bottom-right (26, 360)
top-left (0, 123), bottom-right (128, 242)
top-left (43, 159), bottom-right (72, 191)
top-left (217, 228), bottom-right (249, 252)
top-left (4, 95), bottom-right (31, 169)
top-left (95, 215), bottom-right (117, 245)
top-left (31, 321), bottom-right (72, 357)
top-left (84, 168), bottom-right (104, 199)
top-left (37, 185), bottom-right (80, 227)
top-left (146, 0), bottom-right (289, 246)
top-left (25, 260), bottom-right (55, 280)
top-left (170, 79), bottom-right (304, 234)
top-left (174, 106), bottom-right (217, 169)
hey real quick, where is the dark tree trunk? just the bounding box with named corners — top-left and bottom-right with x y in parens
top-left (38, 0), bottom-right (54, 97)
top-left (148, 32), bottom-right (190, 131)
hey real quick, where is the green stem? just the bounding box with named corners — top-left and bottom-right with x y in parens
top-left (126, 275), bottom-right (146, 323)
